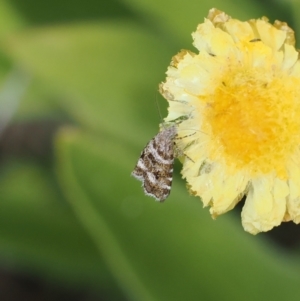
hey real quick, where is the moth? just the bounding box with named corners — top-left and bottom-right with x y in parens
top-left (131, 125), bottom-right (177, 201)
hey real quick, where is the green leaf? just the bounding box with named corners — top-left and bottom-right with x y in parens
top-left (0, 161), bottom-right (117, 289)
top-left (119, 0), bottom-right (272, 48)
top-left (288, 1), bottom-right (300, 43)
top-left (0, 0), bottom-right (27, 37)
top-left (4, 22), bottom-right (174, 146)
top-left (56, 128), bottom-right (300, 301)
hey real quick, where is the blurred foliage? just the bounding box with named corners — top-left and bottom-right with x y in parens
top-left (0, 0), bottom-right (299, 300)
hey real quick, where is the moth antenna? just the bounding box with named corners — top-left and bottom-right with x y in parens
top-left (155, 92), bottom-right (170, 131)
top-left (155, 92), bottom-right (163, 122)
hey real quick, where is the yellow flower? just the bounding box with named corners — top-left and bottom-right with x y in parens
top-left (160, 8), bottom-right (300, 234)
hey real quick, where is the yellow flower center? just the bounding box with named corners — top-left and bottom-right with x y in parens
top-left (204, 67), bottom-right (300, 178)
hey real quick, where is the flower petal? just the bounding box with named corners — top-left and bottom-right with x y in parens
top-left (209, 167), bottom-right (249, 216)
top-left (242, 176), bottom-right (288, 234)
top-left (192, 19), bottom-right (235, 56)
top-left (254, 19), bottom-right (286, 51)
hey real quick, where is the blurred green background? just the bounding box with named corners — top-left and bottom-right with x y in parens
top-left (0, 0), bottom-right (300, 300)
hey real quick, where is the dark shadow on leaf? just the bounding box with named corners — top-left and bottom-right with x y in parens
top-left (9, 0), bottom-right (139, 25)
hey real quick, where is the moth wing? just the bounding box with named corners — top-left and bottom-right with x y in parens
top-left (132, 130), bottom-right (175, 201)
